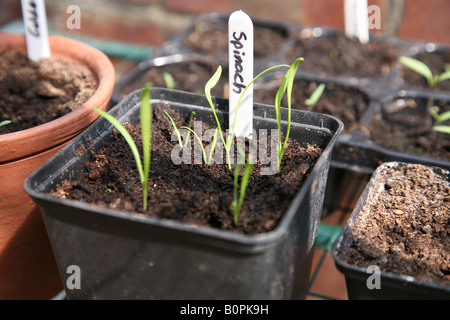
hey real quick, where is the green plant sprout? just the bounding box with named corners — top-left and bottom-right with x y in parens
top-left (93, 82), bottom-right (153, 212)
top-left (274, 57), bottom-right (304, 174)
top-left (399, 56), bottom-right (450, 90)
top-left (206, 57), bottom-right (304, 172)
top-left (232, 148), bottom-right (253, 226)
top-left (164, 110), bottom-right (196, 148)
top-left (399, 56), bottom-right (450, 133)
top-left (305, 83), bottom-right (326, 106)
top-left (429, 109), bottom-right (450, 134)
top-left (163, 72), bottom-right (176, 90)
top-left (181, 126), bottom-right (219, 167)
top-left (0, 120), bottom-right (11, 127)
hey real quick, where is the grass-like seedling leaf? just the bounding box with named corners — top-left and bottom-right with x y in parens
top-left (165, 110), bottom-right (197, 148)
top-left (94, 83), bottom-right (153, 212)
top-left (0, 120), bottom-right (11, 127)
top-left (399, 56), bottom-right (450, 89)
top-left (305, 83), bottom-right (326, 106)
top-left (232, 148), bottom-right (253, 226)
top-left (180, 126), bottom-right (218, 167)
top-left (206, 63), bottom-right (294, 170)
top-left (163, 72), bottom-right (176, 90)
top-left (429, 109), bottom-right (450, 135)
top-left (274, 57), bottom-right (304, 174)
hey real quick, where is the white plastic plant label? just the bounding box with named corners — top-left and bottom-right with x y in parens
top-left (344, 0), bottom-right (369, 44)
top-left (228, 10), bottom-right (254, 138)
top-left (21, 0), bottom-right (51, 61)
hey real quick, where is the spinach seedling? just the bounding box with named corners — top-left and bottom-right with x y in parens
top-left (94, 83), bottom-right (153, 212)
top-left (399, 56), bottom-right (450, 132)
top-left (179, 125), bottom-right (219, 167)
top-left (0, 120), bottom-right (12, 127)
top-left (232, 148), bottom-right (253, 226)
top-left (429, 109), bottom-right (450, 134)
top-left (206, 60), bottom-right (303, 171)
top-left (305, 83), bottom-right (326, 107)
top-left (274, 57), bottom-right (304, 174)
top-left (399, 56), bottom-right (450, 90)
top-left (163, 72), bottom-right (176, 90)
top-left (164, 110), bottom-right (196, 148)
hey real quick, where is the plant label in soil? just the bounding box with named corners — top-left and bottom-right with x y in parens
top-left (344, 0), bottom-right (369, 44)
top-left (228, 10), bottom-right (254, 138)
top-left (21, 0), bottom-right (50, 61)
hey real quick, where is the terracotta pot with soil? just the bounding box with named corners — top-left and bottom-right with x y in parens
top-left (0, 33), bottom-right (115, 299)
top-left (25, 88), bottom-right (342, 299)
top-left (332, 162), bottom-right (450, 299)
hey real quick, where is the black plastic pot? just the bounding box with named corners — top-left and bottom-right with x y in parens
top-left (331, 162), bottom-right (450, 300)
top-left (25, 88), bottom-right (342, 300)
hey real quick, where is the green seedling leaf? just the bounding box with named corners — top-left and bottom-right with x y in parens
top-left (430, 109), bottom-right (450, 123)
top-left (0, 120), bottom-right (12, 127)
top-left (141, 83), bottom-right (152, 212)
top-left (163, 72), bottom-right (176, 90)
top-left (180, 126), bottom-right (209, 166)
top-left (274, 57), bottom-right (304, 173)
top-left (164, 110), bottom-right (183, 147)
top-left (399, 56), bottom-right (434, 88)
top-left (232, 148), bottom-right (253, 226)
top-left (93, 83), bottom-right (153, 212)
top-left (305, 83), bottom-right (326, 106)
top-left (438, 70), bottom-right (450, 83)
top-left (433, 125), bottom-right (450, 134)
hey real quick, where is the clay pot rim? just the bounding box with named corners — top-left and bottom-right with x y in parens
top-left (0, 33), bottom-right (115, 163)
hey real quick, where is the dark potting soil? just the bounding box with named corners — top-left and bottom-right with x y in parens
top-left (186, 20), bottom-right (288, 60)
top-left (253, 79), bottom-right (369, 132)
top-left (367, 97), bottom-right (450, 162)
top-left (400, 50), bottom-right (450, 92)
top-left (338, 163), bottom-right (450, 286)
top-left (0, 47), bottom-right (98, 134)
top-left (285, 31), bottom-right (400, 79)
top-left (122, 60), bottom-right (228, 98)
top-left (51, 104), bottom-right (323, 235)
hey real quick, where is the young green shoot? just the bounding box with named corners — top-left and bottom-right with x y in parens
top-left (164, 110), bottom-right (197, 148)
top-left (163, 72), bottom-right (176, 90)
top-left (206, 61), bottom-right (301, 170)
top-left (93, 82), bottom-right (153, 212)
top-left (274, 57), bottom-right (304, 174)
top-left (0, 120), bottom-right (11, 127)
top-left (399, 56), bottom-right (450, 131)
top-left (232, 148), bottom-right (253, 226)
top-left (429, 109), bottom-right (450, 134)
top-left (399, 56), bottom-right (450, 90)
top-left (305, 83), bottom-right (326, 107)
top-left (180, 125), bottom-right (219, 167)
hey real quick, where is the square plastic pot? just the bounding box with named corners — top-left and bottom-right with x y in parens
top-left (331, 162), bottom-right (450, 300)
top-left (25, 88), bottom-right (342, 300)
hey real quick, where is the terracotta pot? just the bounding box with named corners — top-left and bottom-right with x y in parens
top-left (0, 33), bottom-right (115, 299)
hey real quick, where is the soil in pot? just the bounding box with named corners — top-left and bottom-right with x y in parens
top-left (50, 104), bottom-right (323, 235)
top-left (399, 50), bottom-right (450, 92)
top-left (366, 96), bottom-right (450, 162)
top-left (121, 60), bottom-right (228, 99)
top-left (337, 163), bottom-right (449, 287)
top-left (0, 47), bottom-right (98, 134)
top-left (186, 20), bottom-right (288, 61)
top-left (254, 79), bottom-right (370, 132)
top-left (284, 30), bottom-right (400, 79)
